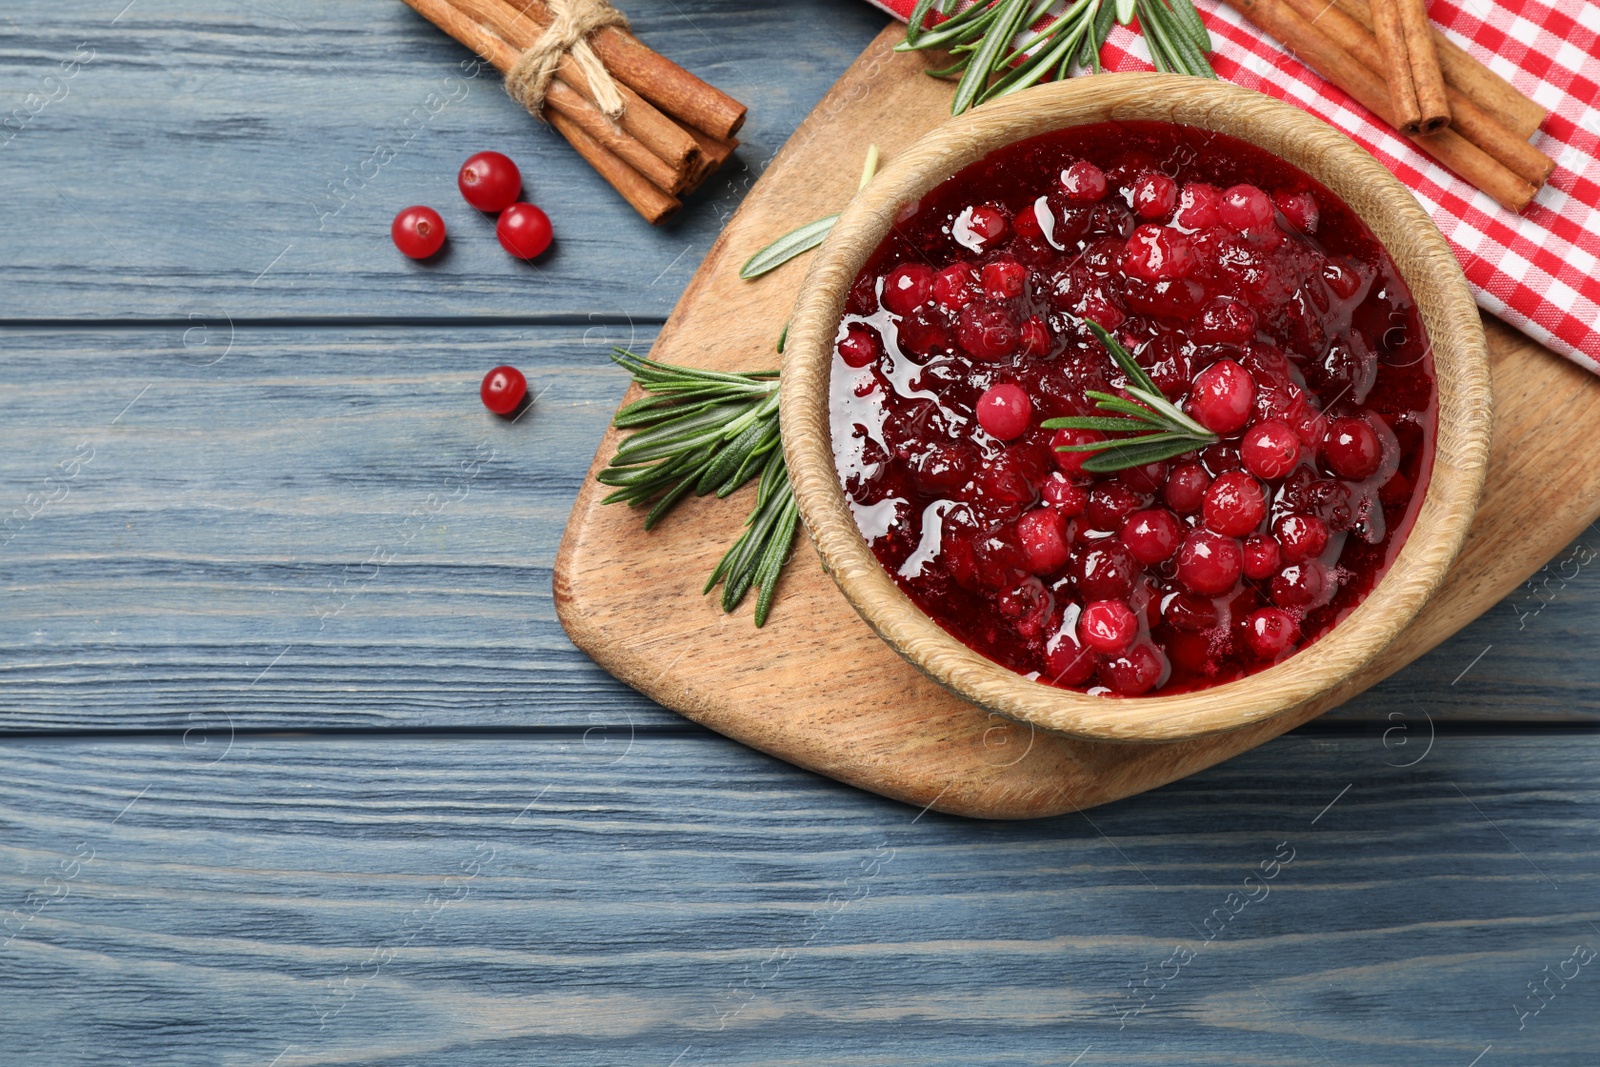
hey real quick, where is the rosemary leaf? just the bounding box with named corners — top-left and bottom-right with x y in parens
top-left (739, 214), bottom-right (840, 279)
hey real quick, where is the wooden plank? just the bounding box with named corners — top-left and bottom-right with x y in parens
top-left (0, 0), bottom-right (887, 320)
top-left (0, 732), bottom-right (1596, 1063)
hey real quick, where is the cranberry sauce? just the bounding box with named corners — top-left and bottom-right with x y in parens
top-left (830, 122), bottom-right (1436, 697)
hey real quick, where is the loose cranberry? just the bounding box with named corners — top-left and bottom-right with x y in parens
top-left (1079, 599), bottom-right (1139, 653)
top-left (1218, 184), bottom-right (1275, 235)
top-left (1132, 172), bottom-right (1178, 220)
top-left (976, 383), bottom-right (1032, 439)
top-left (1018, 315), bottom-right (1051, 357)
top-left (1047, 635), bottom-right (1098, 686)
top-left (391, 206), bottom-right (447, 259)
top-left (1274, 513), bottom-right (1329, 561)
top-left (1163, 590), bottom-right (1217, 631)
top-left (1176, 529), bottom-right (1243, 595)
top-left (497, 203), bottom-right (553, 259)
top-left (1121, 508), bottom-right (1181, 564)
top-left (955, 203), bottom-right (1009, 251)
top-left (1203, 470), bottom-right (1266, 536)
top-left (481, 365), bottom-right (527, 415)
top-left (981, 259), bottom-right (1029, 300)
top-left (1271, 559), bottom-right (1328, 608)
top-left (1043, 473), bottom-right (1089, 515)
top-left (1060, 161), bottom-right (1108, 201)
top-left (1322, 417), bottom-right (1383, 480)
top-left (1274, 189), bottom-right (1319, 234)
top-left (1099, 642), bottom-right (1167, 695)
top-left (458, 151), bottom-right (522, 212)
top-left (1018, 507), bottom-right (1072, 574)
top-left (1087, 483), bottom-right (1147, 530)
top-left (957, 302), bottom-right (1018, 361)
top-left (883, 263), bottom-right (936, 316)
top-left (1174, 182), bottom-right (1222, 229)
top-left (1242, 534), bottom-right (1282, 580)
top-left (1241, 420), bottom-right (1301, 480)
top-left (1051, 427), bottom-right (1105, 477)
top-left (1243, 607), bottom-right (1300, 659)
top-left (1122, 225), bottom-right (1195, 281)
top-left (1163, 461), bottom-right (1211, 513)
top-left (1187, 360), bottom-right (1256, 436)
top-left (933, 263), bottom-right (979, 311)
top-left (1070, 539), bottom-right (1139, 600)
top-left (1194, 297), bottom-right (1257, 344)
top-left (837, 323), bottom-right (882, 368)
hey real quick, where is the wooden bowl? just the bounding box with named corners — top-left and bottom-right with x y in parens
top-left (780, 74), bottom-right (1492, 744)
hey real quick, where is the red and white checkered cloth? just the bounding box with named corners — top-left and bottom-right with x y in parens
top-left (868, 0), bottom-right (1600, 374)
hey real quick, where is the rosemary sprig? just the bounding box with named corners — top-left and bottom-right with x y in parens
top-left (899, 0), bottom-right (1215, 114)
top-left (598, 348), bottom-right (797, 626)
top-left (739, 144), bottom-right (881, 280)
top-left (1041, 321), bottom-right (1217, 472)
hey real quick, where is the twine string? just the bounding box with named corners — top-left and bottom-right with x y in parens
top-left (506, 0), bottom-right (630, 120)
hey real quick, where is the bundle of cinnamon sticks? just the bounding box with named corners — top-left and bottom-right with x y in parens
top-left (402, 0), bottom-right (746, 223)
top-left (1222, 0), bottom-right (1554, 212)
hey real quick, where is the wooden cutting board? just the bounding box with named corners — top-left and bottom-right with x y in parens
top-left (553, 25), bottom-right (1600, 819)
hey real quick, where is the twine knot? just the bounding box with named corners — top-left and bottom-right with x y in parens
top-left (506, 0), bottom-right (631, 120)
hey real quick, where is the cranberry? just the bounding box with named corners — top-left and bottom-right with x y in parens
top-left (1242, 534), bottom-right (1282, 580)
top-left (1087, 483), bottom-right (1147, 530)
top-left (1043, 473), bottom-right (1089, 515)
top-left (1060, 160), bottom-right (1108, 201)
top-left (957, 302), bottom-right (1019, 361)
top-left (1070, 539), bottom-right (1139, 600)
top-left (1121, 225), bottom-right (1195, 281)
top-left (933, 263), bottom-right (979, 311)
top-left (954, 203), bottom-right (1009, 251)
top-left (1125, 277), bottom-right (1207, 321)
top-left (1078, 599), bottom-right (1138, 653)
top-left (883, 263), bottom-right (936, 316)
top-left (1322, 417), bottom-right (1383, 480)
top-left (976, 383), bottom-right (1032, 440)
top-left (1176, 529), bottom-right (1243, 595)
top-left (838, 323), bottom-right (882, 368)
top-left (1121, 508), bottom-right (1181, 564)
top-left (1195, 297), bottom-right (1257, 345)
top-left (497, 203), bottom-right (553, 259)
top-left (898, 306), bottom-right (953, 356)
top-left (457, 151), bottom-right (522, 212)
top-left (1241, 420), bottom-right (1301, 480)
top-left (1218, 184), bottom-right (1275, 235)
top-left (1132, 172), bottom-right (1178, 220)
top-left (1174, 182), bottom-right (1222, 229)
top-left (1270, 559), bottom-right (1328, 608)
top-left (1019, 316), bottom-right (1051, 357)
top-left (1322, 258), bottom-right (1363, 300)
top-left (906, 443), bottom-right (973, 495)
top-left (1243, 607), bottom-right (1300, 659)
top-left (1203, 471), bottom-right (1266, 536)
top-left (1187, 360), bottom-right (1256, 436)
top-left (1047, 635), bottom-right (1098, 686)
top-left (1118, 460), bottom-right (1169, 494)
top-left (1163, 590), bottom-right (1217, 631)
top-left (1051, 427), bottom-right (1105, 477)
top-left (1201, 440), bottom-right (1244, 474)
top-left (1099, 642), bottom-right (1167, 695)
top-left (391, 206), bottom-right (447, 259)
top-left (982, 259), bottom-right (1029, 300)
top-left (481, 365), bottom-right (527, 415)
top-left (1274, 189), bottom-right (1319, 234)
top-left (974, 450), bottom-right (1038, 508)
top-left (1274, 513), bottom-right (1329, 561)
top-left (1018, 507), bottom-right (1072, 574)
top-left (1163, 461), bottom-right (1211, 513)
top-left (1013, 200), bottom-right (1044, 240)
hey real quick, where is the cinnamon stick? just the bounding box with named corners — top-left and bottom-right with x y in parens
top-left (503, 0), bottom-right (747, 139)
top-left (1400, 0), bottom-right (1451, 132)
top-left (1339, 0), bottom-right (1546, 139)
top-left (1371, 0), bottom-right (1424, 133)
top-left (1220, 0), bottom-right (1538, 211)
top-left (677, 122), bottom-right (738, 187)
top-left (1280, 0), bottom-right (1554, 185)
top-left (549, 108), bottom-right (679, 224)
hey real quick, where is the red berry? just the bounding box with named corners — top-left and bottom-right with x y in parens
top-left (1017, 507), bottom-right (1072, 574)
top-left (496, 203), bottom-right (553, 259)
top-left (1098, 642), bottom-right (1167, 695)
top-left (1087, 483), bottom-right (1147, 531)
top-left (1051, 427), bottom-right (1104, 476)
top-left (1163, 461), bottom-right (1211, 514)
top-left (1187, 360), bottom-right (1256, 436)
top-left (1194, 296), bottom-right (1257, 344)
top-left (1018, 315), bottom-right (1051, 357)
top-left (955, 203), bottom-right (1009, 251)
top-left (1046, 635), bottom-right (1098, 687)
top-left (1042, 473), bottom-right (1088, 515)
top-left (957, 302), bottom-right (1018, 361)
top-left (981, 259), bottom-right (1028, 300)
top-left (1013, 200), bottom-right (1044, 240)
top-left (1203, 470), bottom-right (1267, 536)
top-left (1270, 559), bottom-right (1328, 608)
top-left (1241, 420), bottom-right (1301, 480)
top-left (897, 306), bottom-right (952, 355)
top-left (1242, 534), bottom-right (1282, 580)
top-left (882, 263), bottom-right (935, 316)
top-left (838, 323), bottom-right (882, 368)
top-left (391, 206), bottom-right (446, 259)
top-left (1218, 184), bottom-right (1275, 234)
top-left (1274, 513), bottom-right (1329, 561)
top-left (1070, 539), bottom-right (1139, 600)
top-left (457, 151), bottom-right (522, 212)
top-left (933, 263), bottom-right (978, 311)
top-left (481, 365), bottom-right (527, 415)
top-left (1174, 182), bottom-right (1222, 229)
top-left (1274, 189), bottom-right (1319, 234)
top-left (1163, 590), bottom-right (1217, 631)
top-left (1322, 258), bottom-right (1363, 300)
top-left (1060, 160), bottom-right (1108, 201)
top-left (1122, 224), bottom-right (1195, 281)
top-left (1118, 460), bottom-right (1169, 494)
top-left (976, 383), bottom-right (1032, 440)
top-left (1176, 529), bottom-right (1243, 595)
top-left (1322, 417), bottom-right (1383, 480)
top-left (1132, 172), bottom-right (1178, 220)
top-left (1079, 599), bottom-right (1139, 653)
top-left (1243, 607), bottom-right (1300, 659)
top-left (1121, 508), bottom-right (1182, 564)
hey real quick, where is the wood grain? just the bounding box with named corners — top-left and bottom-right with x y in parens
top-left (554, 26), bottom-right (1600, 818)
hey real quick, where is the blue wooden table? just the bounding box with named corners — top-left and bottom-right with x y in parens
top-left (2, 3), bottom-right (1598, 1063)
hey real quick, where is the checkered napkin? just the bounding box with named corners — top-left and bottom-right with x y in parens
top-left (866, 0), bottom-right (1600, 375)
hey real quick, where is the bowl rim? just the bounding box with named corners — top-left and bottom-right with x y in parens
top-left (779, 73), bottom-right (1492, 744)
